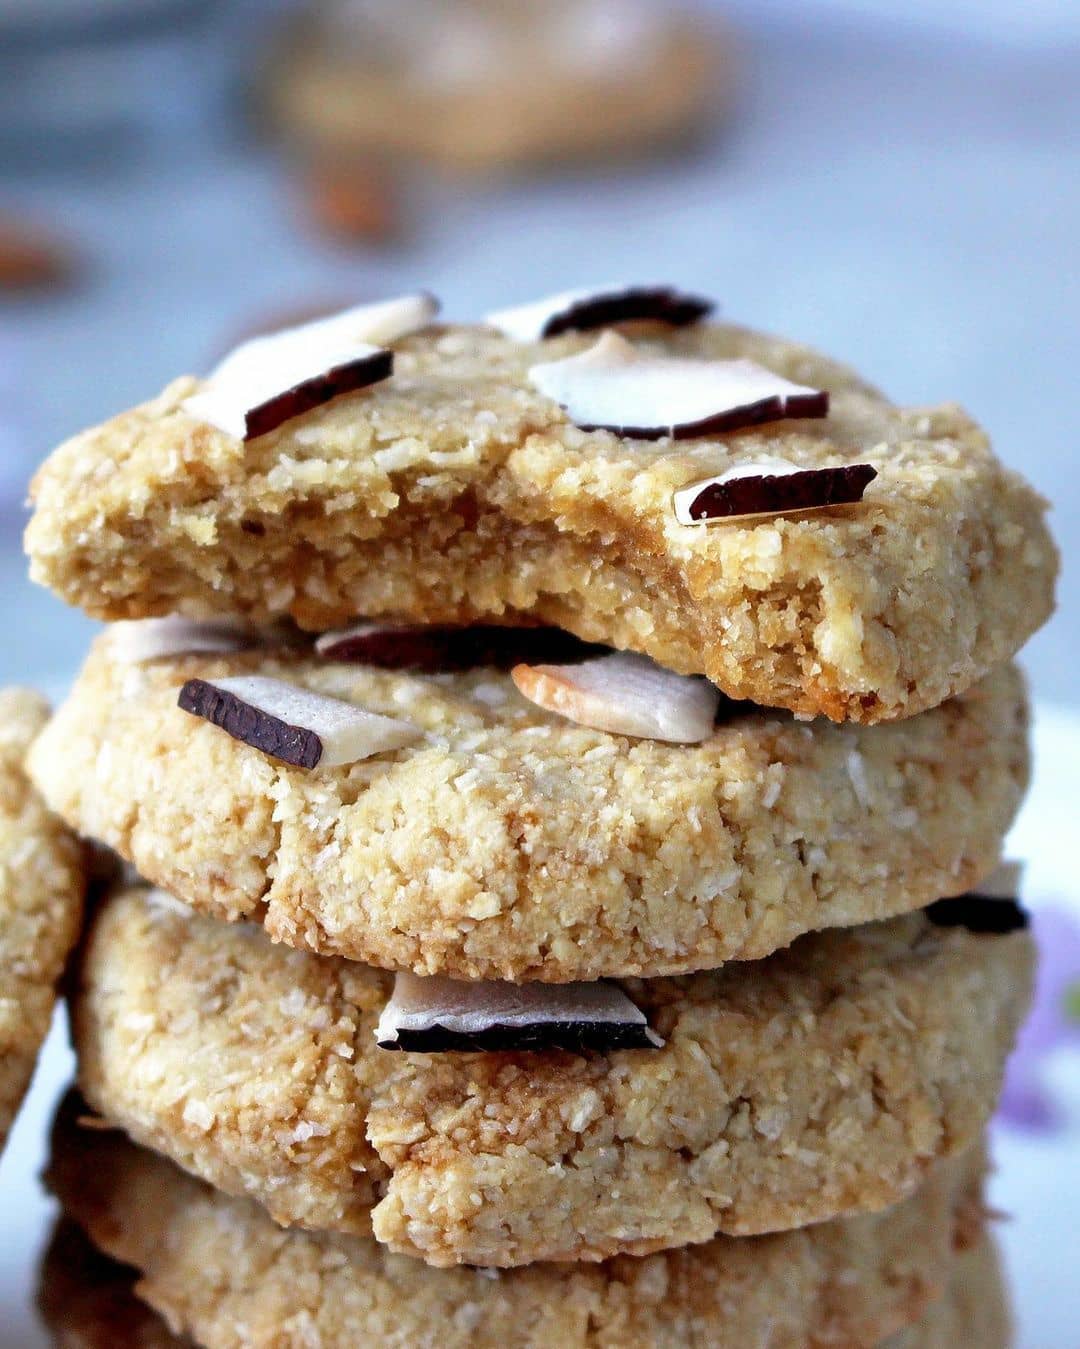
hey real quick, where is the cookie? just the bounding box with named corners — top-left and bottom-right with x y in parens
top-left (887, 1239), bottom-right (1010, 1349)
top-left (35, 1229), bottom-right (1009, 1349)
top-left (38, 1221), bottom-right (1008, 1349)
top-left (24, 313), bottom-right (1057, 723)
top-left (45, 1096), bottom-right (992, 1349)
top-left (264, 1), bottom-right (729, 174)
top-left (28, 637), bottom-right (1028, 982)
top-left (0, 688), bottom-right (85, 1151)
top-left (37, 1220), bottom-right (185, 1349)
top-left (70, 885), bottom-right (1031, 1267)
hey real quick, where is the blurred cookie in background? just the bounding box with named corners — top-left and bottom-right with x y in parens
top-left (262, 0), bottom-right (735, 177)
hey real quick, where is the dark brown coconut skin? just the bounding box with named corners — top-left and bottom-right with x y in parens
top-left (582, 390), bottom-right (832, 441)
top-left (925, 894), bottom-right (1029, 935)
top-left (541, 287), bottom-right (714, 338)
top-left (686, 461), bottom-right (876, 518)
top-left (378, 1021), bottom-right (661, 1053)
top-left (316, 624), bottom-right (607, 672)
top-left (177, 679), bottom-right (323, 769)
top-left (244, 348), bottom-right (393, 441)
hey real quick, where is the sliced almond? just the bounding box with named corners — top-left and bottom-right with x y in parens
top-left (182, 293), bottom-right (439, 441)
top-left (177, 675), bottom-right (421, 769)
top-left (511, 651), bottom-right (719, 743)
top-left (315, 622), bottom-right (605, 672)
top-left (486, 285), bottom-right (713, 342)
top-left (673, 460), bottom-right (877, 524)
top-left (107, 616), bottom-right (258, 664)
top-left (529, 331), bottom-right (828, 440)
top-left (375, 971), bottom-right (663, 1052)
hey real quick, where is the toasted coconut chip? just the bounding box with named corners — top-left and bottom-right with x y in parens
top-left (673, 460), bottom-right (877, 524)
top-left (486, 285), bottom-right (713, 342)
top-left (177, 675), bottom-right (421, 769)
top-left (376, 972), bottom-right (663, 1053)
top-left (529, 331), bottom-right (829, 440)
top-left (182, 293), bottom-right (439, 441)
top-left (315, 622), bottom-right (606, 672)
top-left (926, 862), bottom-right (1028, 935)
top-left (107, 616), bottom-right (260, 664)
top-left (512, 651), bottom-right (719, 743)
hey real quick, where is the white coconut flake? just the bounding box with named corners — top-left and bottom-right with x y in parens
top-left (107, 616), bottom-right (257, 664)
top-left (529, 331), bottom-right (828, 440)
top-left (376, 972), bottom-right (663, 1051)
top-left (511, 651), bottom-right (718, 743)
top-left (486, 285), bottom-right (712, 342)
top-left (177, 674), bottom-right (422, 769)
top-left (182, 294), bottom-right (438, 440)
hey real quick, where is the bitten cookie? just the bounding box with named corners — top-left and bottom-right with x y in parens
top-left (45, 1096), bottom-right (993, 1349)
top-left (0, 688), bottom-right (85, 1151)
top-left (24, 307), bottom-right (1057, 723)
top-left (29, 636), bottom-right (1028, 982)
top-left (263, 0), bottom-right (729, 174)
top-left (70, 886), bottom-right (1031, 1267)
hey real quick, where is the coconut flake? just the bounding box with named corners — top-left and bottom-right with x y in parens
top-left (177, 675), bottom-right (421, 769)
top-left (376, 972), bottom-right (663, 1053)
top-left (182, 294), bottom-right (439, 441)
top-left (511, 651), bottom-right (719, 743)
top-left (529, 331), bottom-right (829, 440)
top-left (970, 861), bottom-right (1023, 899)
top-left (925, 861), bottom-right (1028, 935)
top-left (486, 285), bottom-right (713, 342)
top-left (674, 459), bottom-right (876, 524)
top-left (315, 622), bottom-right (605, 672)
top-left (107, 616), bottom-right (259, 664)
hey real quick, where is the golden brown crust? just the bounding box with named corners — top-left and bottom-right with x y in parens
top-left (29, 640), bottom-right (1029, 982)
top-left (0, 688), bottom-right (86, 1151)
top-left (45, 1100), bottom-right (992, 1349)
top-left (25, 323), bottom-right (1057, 723)
top-left (71, 886), bottom-right (1032, 1267)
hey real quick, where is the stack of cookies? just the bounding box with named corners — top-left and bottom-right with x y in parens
top-left (19, 287), bottom-right (1057, 1347)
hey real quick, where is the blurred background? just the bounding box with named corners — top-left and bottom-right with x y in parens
top-left (0, 0), bottom-right (1074, 695)
top-left (0, 4), bottom-right (1078, 1346)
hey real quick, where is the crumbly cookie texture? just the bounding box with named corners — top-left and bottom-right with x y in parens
top-left (71, 886), bottom-right (1031, 1267)
top-left (0, 688), bottom-right (85, 1151)
top-left (265, 4), bottom-right (727, 173)
top-left (29, 640), bottom-right (1028, 982)
top-left (46, 1097), bottom-right (990, 1349)
top-left (24, 322), bottom-right (1057, 723)
top-left (37, 1222), bottom-right (1007, 1349)
top-left (35, 1224), bottom-right (1013, 1349)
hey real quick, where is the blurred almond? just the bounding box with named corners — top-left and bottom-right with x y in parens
top-left (0, 211), bottom-right (76, 292)
top-left (301, 159), bottom-right (399, 246)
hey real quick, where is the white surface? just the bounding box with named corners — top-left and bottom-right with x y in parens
top-left (0, 696), bottom-right (1078, 1345)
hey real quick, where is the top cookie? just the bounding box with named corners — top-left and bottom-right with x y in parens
top-left (0, 688), bottom-right (85, 1152)
top-left (25, 297), bottom-right (1057, 722)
